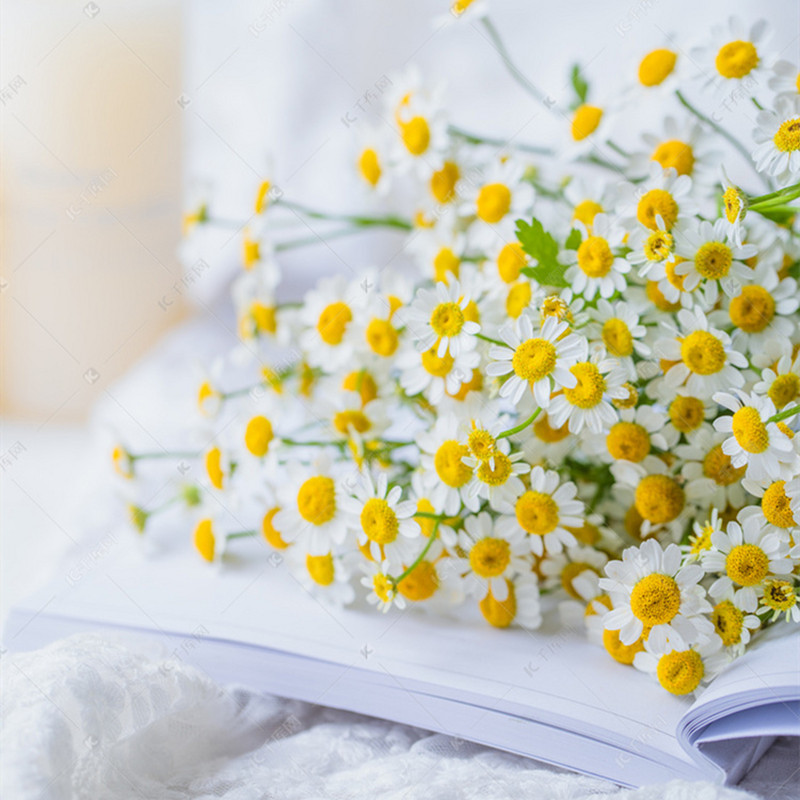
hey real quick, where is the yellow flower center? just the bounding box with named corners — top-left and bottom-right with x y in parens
top-left (606, 422), bottom-right (651, 462)
top-left (479, 581), bottom-right (517, 628)
top-left (476, 183), bottom-right (512, 223)
top-left (430, 160), bottom-right (460, 203)
top-left (400, 116), bottom-right (431, 156)
top-left (563, 362), bottom-right (606, 408)
top-left (254, 181), bottom-right (271, 214)
top-left (433, 247), bottom-right (461, 283)
top-left (647, 280), bottom-right (681, 311)
top-left (768, 373), bottom-right (800, 410)
top-left (430, 301), bottom-right (465, 338)
top-left (434, 440), bottom-right (472, 488)
top-left (297, 476), bottom-right (337, 526)
top-left (360, 497), bottom-right (400, 545)
top-left (773, 117), bottom-right (800, 152)
top-left (505, 281), bottom-right (532, 318)
top-left (729, 285), bottom-right (775, 333)
top-left (416, 498), bottom-right (438, 538)
top-left (567, 520), bottom-right (600, 546)
top-left (249, 302), bottom-right (277, 335)
top-left (726, 543), bottom-right (769, 586)
top-left (731, 406), bottom-right (769, 453)
top-left (630, 573), bottom-right (681, 626)
top-left (342, 370), bottom-right (378, 405)
top-left (244, 415), bottom-right (274, 457)
top-left (197, 380), bottom-right (219, 416)
top-left (533, 413), bottom-right (570, 442)
top-left (317, 302), bottom-right (352, 345)
top-left (643, 230), bottom-right (674, 261)
top-left (657, 650), bottom-right (704, 695)
top-left (613, 383), bottom-right (639, 409)
top-left (689, 525), bottom-right (714, 556)
top-left (194, 519), bottom-right (215, 562)
top-left (497, 242), bottom-right (526, 283)
top-left (421, 346), bottom-right (455, 377)
top-left (712, 600), bottom-right (745, 646)
top-left (451, 0), bottom-right (476, 16)
top-left (762, 579), bottom-right (797, 612)
top-left (306, 553), bottom-right (335, 586)
top-left (541, 295), bottom-right (572, 322)
top-left (603, 628), bottom-right (645, 665)
top-left (669, 395), bottom-right (705, 433)
top-left (573, 199), bottom-right (604, 229)
top-left (398, 560), bottom-right (439, 601)
top-left (365, 318), bottom-right (399, 357)
top-left (243, 236), bottom-right (260, 270)
top-left (702, 444), bottom-right (746, 486)
top-left (262, 507), bottom-right (288, 549)
top-left (469, 537), bottom-right (511, 578)
top-left (637, 188), bottom-right (679, 231)
top-left (762, 480), bottom-right (795, 528)
top-left (723, 187), bottom-right (743, 223)
top-left (476, 452), bottom-right (513, 486)
top-left (638, 48), bottom-right (677, 86)
top-left (694, 241), bottom-right (733, 280)
top-left (467, 428), bottom-right (497, 461)
top-left (602, 318), bottom-right (634, 357)
top-left (333, 409), bottom-right (371, 435)
top-left (358, 148), bottom-right (381, 187)
top-left (512, 337), bottom-right (557, 383)
top-left (652, 139), bottom-right (694, 176)
top-left (561, 561), bottom-right (598, 600)
top-left (372, 573), bottom-right (394, 603)
top-left (571, 104), bottom-right (603, 141)
top-left (515, 490), bottom-right (559, 536)
top-left (205, 447), bottom-right (224, 490)
top-left (715, 40), bottom-right (759, 79)
top-left (634, 474), bottom-right (685, 524)
top-left (680, 330), bottom-right (726, 375)
top-left (576, 235), bottom-right (614, 277)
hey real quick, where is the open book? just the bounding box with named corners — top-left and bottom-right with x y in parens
top-left (4, 528), bottom-right (798, 788)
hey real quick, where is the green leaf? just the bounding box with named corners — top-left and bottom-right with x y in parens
top-left (570, 63), bottom-right (589, 106)
top-left (565, 228), bottom-right (582, 250)
top-left (516, 217), bottom-right (568, 288)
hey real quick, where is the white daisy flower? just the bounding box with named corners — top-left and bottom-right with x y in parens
top-left (354, 125), bottom-right (391, 195)
top-left (757, 578), bottom-right (800, 623)
top-left (361, 558), bottom-right (406, 612)
top-left (752, 97), bottom-right (800, 183)
top-left (682, 507), bottom-right (725, 563)
top-left (408, 471), bottom-right (458, 549)
top-left (397, 338), bottom-right (480, 405)
top-left (343, 471), bottom-right (420, 567)
top-left (586, 299), bottom-right (650, 380)
top-left (547, 349), bottom-right (628, 435)
top-left (673, 218), bottom-right (757, 307)
top-left (318, 391), bottom-right (391, 444)
top-left (709, 587), bottom-right (762, 656)
top-left (478, 572), bottom-right (542, 630)
top-left (560, 214), bottom-right (631, 300)
top-left (633, 635), bottom-right (728, 696)
top-left (563, 175), bottom-right (619, 234)
top-left (408, 223), bottom-right (469, 285)
top-left (463, 447), bottom-right (530, 512)
top-left (753, 351), bottom-right (800, 411)
top-left (273, 458), bottom-right (353, 556)
top-left (563, 89), bottom-right (619, 158)
top-left (625, 44), bottom-right (686, 98)
top-left (590, 404), bottom-right (674, 467)
top-left (661, 392), bottom-right (716, 441)
top-left (703, 513), bottom-right (793, 611)
top-left (739, 478), bottom-right (798, 541)
top-left (289, 548), bottom-right (357, 607)
top-left (404, 279), bottom-right (480, 358)
top-left (455, 512), bottom-right (530, 601)
top-left (487, 314), bottom-right (587, 407)
top-left (540, 545), bottom-right (608, 598)
top-left (713, 390), bottom-right (797, 483)
top-left (768, 60), bottom-right (800, 104)
top-left (617, 164), bottom-right (697, 234)
top-left (497, 465), bottom-right (584, 556)
top-left (600, 538), bottom-right (713, 648)
top-left (653, 308), bottom-right (747, 399)
top-left (718, 166), bottom-right (748, 247)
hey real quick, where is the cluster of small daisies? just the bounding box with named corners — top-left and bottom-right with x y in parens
top-left (116, 12), bottom-right (800, 699)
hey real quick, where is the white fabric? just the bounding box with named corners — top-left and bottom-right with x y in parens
top-left (1, 633), bottom-right (774, 800)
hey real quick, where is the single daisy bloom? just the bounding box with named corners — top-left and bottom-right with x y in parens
top-left (343, 472), bottom-right (420, 567)
top-left (463, 447), bottom-right (530, 512)
top-left (547, 349), bottom-right (629, 435)
top-left (662, 392), bottom-right (715, 441)
top-left (273, 459), bottom-right (353, 556)
top-left (600, 538), bottom-right (713, 648)
top-left (627, 44), bottom-right (684, 97)
top-left (478, 573), bottom-right (542, 630)
top-left (739, 478), bottom-right (798, 540)
top-left (564, 90), bottom-right (617, 158)
top-left (404, 280), bottom-right (480, 358)
top-left (753, 351), bottom-right (800, 411)
top-left (397, 339), bottom-right (480, 405)
top-left (497, 465), bottom-right (584, 556)
top-left (587, 299), bottom-right (650, 380)
top-left (718, 166), bottom-right (748, 247)
top-left (752, 97), bottom-right (800, 183)
top-left (455, 512), bottom-right (530, 602)
top-left (354, 126), bottom-right (391, 195)
top-left (709, 589), bottom-right (761, 656)
top-left (563, 175), bottom-right (618, 234)
top-left (617, 164), bottom-right (697, 234)
top-left (703, 514), bottom-right (793, 612)
top-left (672, 218), bottom-right (757, 307)
top-left (597, 404), bottom-right (674, 467)
top-left (487, 314), bottom-right (587, 407)
top-left (540, 545), bottom-right (609, 599)
top-left (682, 508), bottom-right (725, 563)
top-left (714, 390), bottom-right (797, 483)
top-left (560, 214), bottom-right (631, 300)
top-left (757, 578), bottom-right (800, 623)
top-left (653, 308), bottom-right (747, 399)
top-left (633, 635), bottom-right (727, 696)
top-left (409, 224), bottom-right (468, 285)
top-left (289, 548), bottom-right (357, 607)
top-left (319, 392), bottom-right (391, 444)
top-left (360, 558), bottom-right (405, 612)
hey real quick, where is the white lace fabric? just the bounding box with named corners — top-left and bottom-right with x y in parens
top-left (1, 633), bottom-right (778, 800)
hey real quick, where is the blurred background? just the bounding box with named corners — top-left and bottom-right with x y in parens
top-left (0, 0), bottom-right (796, 612)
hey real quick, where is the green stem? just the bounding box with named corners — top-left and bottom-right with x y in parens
top-left (131, 450), bottom-right (200, 461)
top-left (276, 198), bottom-right (412, 231)
top-left (767, 404), bottom-right (800, 424)
top-left (391, 520), bottom-right (440, 587)
top-left (226, 530), bottom-right (257, 540)
top-left (751, 97), bottom-right (764, 111)
top-left (280, 437), bottom-right (347, 449)
top-left (275, 227), bottom-right (364, 251)
top-left (497, 407), bottom-right (541, 439)
top-left (606, 139), bottom-right (630, 158)
top-left (447, 124), bottom-right (553, 156)
top-left (413, 511), bottom-right (446, 521)
top-left (675, 90), bottom-right (761, 182)
top-left (749, 182), bottom-right (800, 206)
top-left (476, 332), bottom-right (506, 347)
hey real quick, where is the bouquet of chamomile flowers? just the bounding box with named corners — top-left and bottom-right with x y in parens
top-left (116, 7), bottom-right (800, 698)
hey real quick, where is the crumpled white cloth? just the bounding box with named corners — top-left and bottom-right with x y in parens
top-left (2, 634), bottom-right (772, 800)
